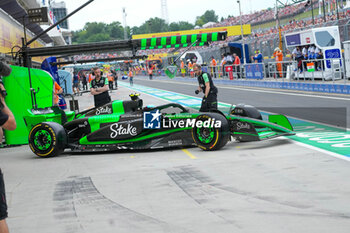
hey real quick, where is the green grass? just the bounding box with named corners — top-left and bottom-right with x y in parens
top-left (252, 7), bottom-right (326, 31)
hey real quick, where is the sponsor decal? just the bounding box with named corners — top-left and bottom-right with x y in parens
top-left (236, 122), bottom-right (251, 130)
top-left (96, 106), bottom-right (112, 115)
top-left (163, 118), bottom-right (221, 128)
top-left (168, 139), bottom-right (183, 146)
top-left (110, 123), bottom-right (137, 138)
top-left (144, 109), bottom-right (222, 129)
top-left (144, 109), bottom-right (161, 129)
top-left (78, 121), bottom-right (88, 128)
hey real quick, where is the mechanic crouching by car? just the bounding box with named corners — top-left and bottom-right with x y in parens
top-left (193, 63), bottom-right (218, 112)
top-left (90, 67), bottom-right (111, 107)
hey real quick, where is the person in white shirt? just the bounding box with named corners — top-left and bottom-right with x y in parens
top-left (223, 53), bottom-right (232, 64)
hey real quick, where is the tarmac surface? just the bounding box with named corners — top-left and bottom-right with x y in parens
top-left (2, 83), bottom-right (350, 233)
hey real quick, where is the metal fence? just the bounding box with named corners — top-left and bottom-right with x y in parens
top-left (143, 58), bottom-right (349, 85)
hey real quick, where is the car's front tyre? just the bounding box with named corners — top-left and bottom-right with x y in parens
top-left (191, 113), bottom-right (230, 151)
top-left (28, 122), bottom-right (67, 157)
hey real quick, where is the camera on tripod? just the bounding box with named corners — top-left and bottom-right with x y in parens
top-left (0, 61), bottom-right (12, 109)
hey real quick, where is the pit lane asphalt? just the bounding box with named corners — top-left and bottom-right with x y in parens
top-left (131, 76), bottom-right (350, 129)
top-left (2, 85), bottom-right (350, 233)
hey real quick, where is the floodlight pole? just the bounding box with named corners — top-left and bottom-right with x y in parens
top-left (238, 0), bottom-right (246, 64)
top-left (335, 0), bottom-right (339, 21)
top-left (275, 0), bottom-right (282, 50)
top-left (322, 0), bottom-right (326, 22)
top-left (311, 0), bottom-right (315, 25)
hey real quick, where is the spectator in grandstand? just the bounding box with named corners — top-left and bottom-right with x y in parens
top-left (273, 47), bottom-right (284, 78)
top-left (210, 56), bottom-right (217, 78)
top-left (72, 72), bottom-right (81, 96)
top-left (252, 50), bottom-right (263, 63)
top-left (233, 53), bottom-right (241, 79)
top-left (90, 67), bottom-right (111, 107)
top-left (193, 64), bottom-right (218, 112)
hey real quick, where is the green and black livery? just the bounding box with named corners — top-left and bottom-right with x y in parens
top-left (25, 95), bottom-right (295, 157)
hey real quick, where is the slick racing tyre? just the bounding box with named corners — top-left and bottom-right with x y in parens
top-left (28, 122), bottom-right (67, 157)
top-left (192, 113), bottom-right (230, 151)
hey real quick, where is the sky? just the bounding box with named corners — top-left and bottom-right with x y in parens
top-left (62, 0), bottom-right (279, 31)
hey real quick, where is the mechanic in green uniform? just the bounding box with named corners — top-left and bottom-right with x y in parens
top-left (90, 67), bottom-right (111, 107)
top-left (193, 63), bottom-right (218, 112)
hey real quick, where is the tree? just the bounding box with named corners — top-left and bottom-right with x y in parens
top-left (169, 21), bottom-right (194, 31)
top-left (72, 12), bottom-right (207, 43)
top-left (86, 33), bottom-right (110, 43)
top-left (106, 22), bottom-right (124, 39)
top-left (144, 17), bottom-right (168, 33)
top-left (195, 10), bottom-right (219, 26)
top-left (84, 22), bottom-right (106, 38)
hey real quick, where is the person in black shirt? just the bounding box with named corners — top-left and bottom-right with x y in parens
top-left (82, 72), bottom-right (88, 91)
top-left (193, 64), bottom-right (218, 112)
top-left (0, 83), bottom-right (16, 143)
top-left (0, 82), bottom-right (16, 233)
top-left (90, 67), bottom-right (111, 107)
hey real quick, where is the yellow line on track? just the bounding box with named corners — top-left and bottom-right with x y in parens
top-left (182, 149), bottom-right (197, 159)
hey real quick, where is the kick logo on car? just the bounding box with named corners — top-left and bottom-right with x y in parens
top-left (143, 109), bottom-right (161, 129)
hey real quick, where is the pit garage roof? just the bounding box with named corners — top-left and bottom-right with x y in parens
top-left (0, 0), bottom-right (53, 44)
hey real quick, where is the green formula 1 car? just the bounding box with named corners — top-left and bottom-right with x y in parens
top-left (24, 94), bottom-right (295, 157)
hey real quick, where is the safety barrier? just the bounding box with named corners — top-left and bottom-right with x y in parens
top-left (133, 58), bottom-right (349, 85)
top-left (267, 58), bottom-right (347, 83)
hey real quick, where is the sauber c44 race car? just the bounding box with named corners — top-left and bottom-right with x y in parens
top-left (24, 94), bottom-right (295, 157)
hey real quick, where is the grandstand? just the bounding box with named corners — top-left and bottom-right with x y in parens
top-left (72, 0), bottom-right (350, 63)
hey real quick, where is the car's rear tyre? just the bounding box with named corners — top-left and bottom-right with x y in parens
top-left (191, 113), bottom-right (230, 151)
top-left (28, 122), bottom-right (67, 157)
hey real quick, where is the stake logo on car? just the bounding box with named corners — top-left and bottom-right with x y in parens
top-left (96, 106), bottom-right (112, 115)
top-left (110, 123), bottom-right (138, 138)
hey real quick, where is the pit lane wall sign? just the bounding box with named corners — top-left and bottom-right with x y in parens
top-left (132, 25), bottom-right (251, 40)
top-left (245, 64), bottom-right (264, 79)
